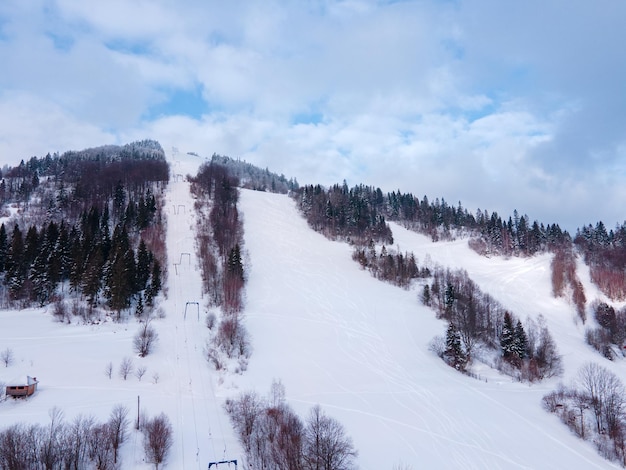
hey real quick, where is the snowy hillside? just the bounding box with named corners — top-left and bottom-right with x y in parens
top-left (1, 150), bottom-right (624, 469)
top-left (235, 188), bottom-right (619, 469)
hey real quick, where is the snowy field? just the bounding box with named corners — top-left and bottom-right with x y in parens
top-left (1, 150), bottom-right (625, 469)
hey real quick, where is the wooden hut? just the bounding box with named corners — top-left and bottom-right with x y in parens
top-left (6, 376), bottom-right (38, 398)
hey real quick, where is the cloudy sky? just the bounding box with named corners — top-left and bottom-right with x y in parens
top-left (1, 0), bottom-right (625, 232)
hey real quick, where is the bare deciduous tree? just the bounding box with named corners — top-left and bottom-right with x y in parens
top-left (109, 404), bottom-right (129, 465)
top-left (88, 422), bottom-right (114, 470)
top-left (143, 413), bottom-right (173, 470)
top-left (64, 414), bottom-right (95, 470)
top-left (303, 405), bottom-right (357, 470)
top-left (578, 362), bottom-right (626, 437)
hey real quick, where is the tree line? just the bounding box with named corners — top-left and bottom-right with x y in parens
top-left (427, 266), bottom-right (562, 381)
top-left (0, 404), bottom-right (173, 470)
top-left (295, 182), bottom-right (393, 244)
top-left (0, 140), bottom-right (168, 213)
top-left (210, 153), bottom-right (299, 194)
top-left (292, 182), bottom-right (571, 255)
top-left (206, 152), bottom-right (624, 302)
top-left (352, 242), bottom-right (430, 289)
top-left (0, 197), bottom-right (163, 315)
top-left (585, 301), bottom-right (626, 360)
top-left (189, 162), bottom-right (251, 370)
top-left (575, 221), bottom-right (626, 300)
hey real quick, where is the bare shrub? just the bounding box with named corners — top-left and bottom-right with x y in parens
top-left (152, 372), bottom-right (160, 384)
top-left (134, 320), bottom-right (158, 357)
top-left (215, 316), bottom-right (251, 359)
top-left (206, 347), bottom-right (223, 371)
top-left (392, 463), bottom-right (414, 470)
top-left (72, 300), bottom-right (90, 322)
top-left (104, 361), bottom-right (113, 379)
top-left (143, 413), bottom-right (173, 469)
top-left (52, 300), bottom-right (69, 323)
top-left (428, 335), bottom-right (445, 358)
top-left (205, 311), bottom-right (217, 330)
top-left (119, 357), bottom-right (133, 380)
top-left (136, 366), bottom-right (147, 381)
top-left (585, 328), bottom-right (614, 360)
top-left (1, 348), bottom-right (13, 367)
top-left (551, 249), bottom-right (567, 297)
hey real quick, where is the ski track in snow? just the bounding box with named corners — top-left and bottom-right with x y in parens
top-left (0, 150), bottom-right (624, 469)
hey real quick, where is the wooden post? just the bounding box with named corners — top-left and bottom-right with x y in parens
top-left (136, 395), bottom-right (140, 430)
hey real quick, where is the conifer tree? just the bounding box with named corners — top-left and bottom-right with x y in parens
top-left (6, 224), bottom-right (26, 298)
top-left (227, 244), bottom-right (244, 281)
top-left (146, 260), bottom-right (162, 306)
top-left (55, 222), bottom-right (72, 284)
top-left (445, 322), bottom-right (467, 371)
top-left (29, 252), bottom-right (50, 305)
top-left (23, 225), bottom-right (40, 271)
top-left (0, 223), bottom-right (7, 273)
top-left (422, 284), bottom-right (431, 306)
top-left (82, 246), bottom-right (104, 307)
top-left (500, 312), bottom-right (516, 359)
top-left (513, 319), bottom-right (528, 359)
top-left (136, 240), bottom-right (152, 291)
top-left (444, 281), bottom-right (456, 313)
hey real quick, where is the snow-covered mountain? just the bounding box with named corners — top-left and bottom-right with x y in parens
top-left (0, 150), bottom-right (623, 469)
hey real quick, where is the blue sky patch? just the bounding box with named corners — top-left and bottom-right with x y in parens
top-left (146, 85), bottom-right (209, 120)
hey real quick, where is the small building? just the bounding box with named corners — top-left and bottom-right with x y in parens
top-left (6, 376), bottom-right (38, 398)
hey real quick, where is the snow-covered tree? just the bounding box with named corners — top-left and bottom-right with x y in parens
top-left (444, 322), bottom-right (467, 371)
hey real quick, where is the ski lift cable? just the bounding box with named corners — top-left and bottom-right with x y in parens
top-left (192, 319), bottom-right (219, 461)
top-left (182, 316), bottom-right (201, 467)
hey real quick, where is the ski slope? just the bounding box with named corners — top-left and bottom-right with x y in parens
top-left (235, 188), bottom-right (620, 469)
top-left (0, 149), bottom-right (624, 469)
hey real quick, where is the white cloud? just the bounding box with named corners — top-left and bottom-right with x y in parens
top-left (0, 92), bottom-right (116, 164)
top-left (0, 0), bottom-right (624, 231)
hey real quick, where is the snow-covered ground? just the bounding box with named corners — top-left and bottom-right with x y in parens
top-left (1, 150), bottom-right (624, 468)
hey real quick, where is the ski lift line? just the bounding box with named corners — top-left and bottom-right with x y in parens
top-left (174, 300), bottom-right (186, 470)
top-left (188, 311), bottom-right (219, 465)
top-left (189, 308), bottom-right (220, 463)
top-left (181, 318), bottom-right (201, 468)
top-left (205, 349), bottom-right (229, 460)
top-left (208, 459), bottom-right (238, 469)
top-left (184, 302), bottom-right (200, 321)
